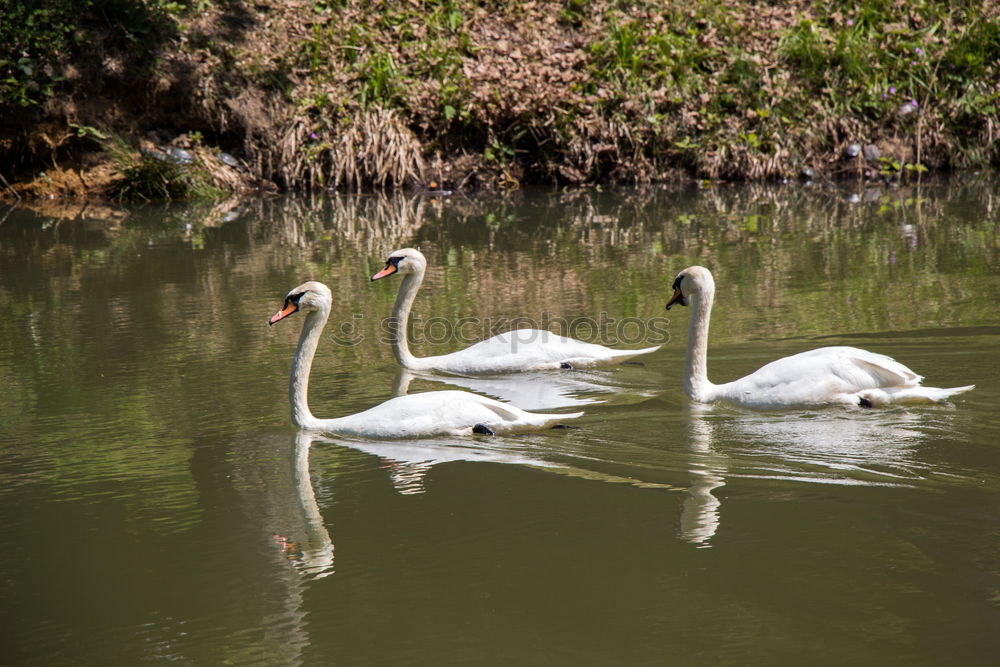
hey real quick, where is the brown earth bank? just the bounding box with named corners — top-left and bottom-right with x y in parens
top-left (2, 0), bottom-right (999, 201)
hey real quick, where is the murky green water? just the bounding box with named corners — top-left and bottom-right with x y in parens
top-left (2, 179), bottom-right (999, 665)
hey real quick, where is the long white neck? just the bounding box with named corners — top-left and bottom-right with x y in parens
top-left (389, 270), bottom-right (429, 370)
top-left (289, 306), bottom-right (330, 430)
top-left (684, 289), bottom-right (715, 402)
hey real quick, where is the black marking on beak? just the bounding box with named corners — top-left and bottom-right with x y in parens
top-left (371, 255), bottom-right (404, 281)
top-left (665, 274), bottom-right (687, 310)
top-left (269, 291), bottom-right (307, 325)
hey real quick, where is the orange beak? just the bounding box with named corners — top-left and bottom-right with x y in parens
top-left (371, 264), bottom-right (398, 281)
top-left (269, 302), bottom-right (298, 325)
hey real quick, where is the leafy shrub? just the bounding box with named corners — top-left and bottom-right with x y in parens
top-left (0, 0), bottom-right (178, 110)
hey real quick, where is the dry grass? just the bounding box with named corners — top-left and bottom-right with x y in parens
top-left (279, 108), bottom-right (425, 191)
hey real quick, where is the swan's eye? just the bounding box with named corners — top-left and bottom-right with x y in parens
top-left (290, 291), bottom-right (307, 305)
top-left (388, 256), bottom-right (404, 267)
top-left (672, 274), bottom-right (685, 291)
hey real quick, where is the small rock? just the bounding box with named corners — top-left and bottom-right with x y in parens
top-left (423, 180), bottom-right (452, 196)
top-left (218, 152), bottom-right (240, 168)
top-left (844, 143), bottom-right (861, 159)
top-left (143, 148), bottom-right (170, 162)
top-left (863, 144), bottom-right (880, 161)
top-left (165, 147), bottom-right (194, 165)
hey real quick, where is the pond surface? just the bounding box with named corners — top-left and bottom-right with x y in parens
top-left (2, 179), bottom-right (999, 665)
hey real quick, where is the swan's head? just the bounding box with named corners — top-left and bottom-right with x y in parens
top-left (268, 281), bottom-right (332, 325)
top-left (371, 247), bottom-right (426, 281)
top-left (665, 265), bottom-right (715, 310)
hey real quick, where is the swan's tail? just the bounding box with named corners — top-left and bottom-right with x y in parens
top-left (867, 384), bottom-right (975, 405)
top-left (913, 384), bottom-right (976, 402)
top-left (510, 410), bottom-right (584, 432)
top-left (538, 410), bottom-right (585, 428)
top-left (608, 344), bottom-right (662, 362)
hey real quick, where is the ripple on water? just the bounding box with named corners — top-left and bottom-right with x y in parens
top-left (1, 408), bottom-right (204, 533)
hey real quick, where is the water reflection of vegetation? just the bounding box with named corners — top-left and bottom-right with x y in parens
top-left (4, 177), bottom-right (998, 341)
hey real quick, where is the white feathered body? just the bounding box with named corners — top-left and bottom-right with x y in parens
top-left (705, 346), bottom-right (974, 408)
top-left (414, 329), bottom-right (661, 374)
top-left (307, 390), bottom-right (582, 438)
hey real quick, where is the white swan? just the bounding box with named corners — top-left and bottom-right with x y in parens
top-left (665, 266), bottom-right (975, 408)
top-left (269, 281), bottom-right (583, 438)
top-left (371, 248), bottom-right (661, 373)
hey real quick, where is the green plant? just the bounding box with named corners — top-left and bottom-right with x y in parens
top-left (0, 0), bottom-right (79, 107)
top-left (1, 0), bottom-right (178, 110)
top-left (68, 123), bottom-right (110, 141)
top-left (106, 137), bottom-right (220, 201)
top-left (301, 24), bottom-right (334, 71)
top-left (483, 137), bottom-right (514, 164)
top-left (358, 51), bottom-right (400, 106)
top-left (559, 0), bottom-right (588, 25)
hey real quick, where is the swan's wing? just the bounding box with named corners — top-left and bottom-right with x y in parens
top-left (453, 393), bottom-right (523, 421)
top-left (435, 330), bottom-right (578, 369)
top-left (850, 353), bottom-right (921, 386)
top-left (427, 390), bottom-right (585, 430)
top-left (749, 347), bottom-right (921, 389)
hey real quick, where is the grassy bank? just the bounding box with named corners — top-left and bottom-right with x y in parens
top-left (2, 0), bottom-right (998, 198)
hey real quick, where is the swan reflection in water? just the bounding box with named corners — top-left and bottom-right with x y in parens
top-left (324, 432), bottom-right (566, 495)
top-left (260, 432), bottom-right (564, 580)
top-left (679, 404), bottom-right (726, 548)
top-left (391, 370), bottom-right (713, 544)
top-left (263, 406), bottom-right (948, 565)
top-left (270, 432), bottom-right (337, 579)
top-left (230, 431), bottom-right (335, 581)
top-left (677, 402), bottom-right (957, 547)
top-left (229, 406), bottom-right (951, 666)
top-left (392, 367), bottom-right (658, 411)
top-left (720, 406), bottom-right (949, 484)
